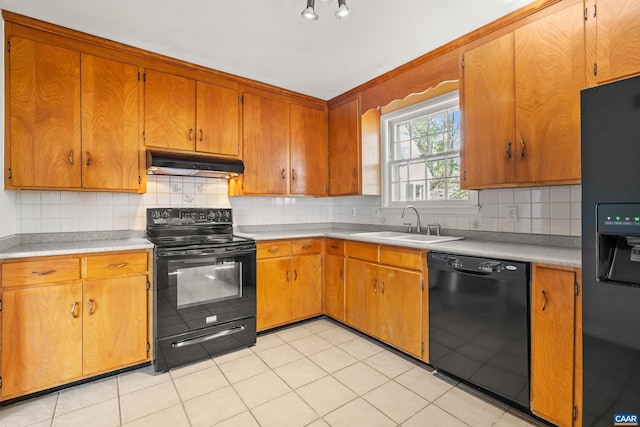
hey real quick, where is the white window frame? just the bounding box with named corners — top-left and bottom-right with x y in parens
top-left (380, 90), bottom-right (479, 214)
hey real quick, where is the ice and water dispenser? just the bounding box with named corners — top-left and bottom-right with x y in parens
top-left (597, 203), bottom-right (640, 285)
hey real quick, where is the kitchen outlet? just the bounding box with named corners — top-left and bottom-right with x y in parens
top-left (371, 207), bottom-right (381, 218)
top-left (505, 206), bottom-right (519, 223)
top-left (351, 207), bottom-right (357, 216)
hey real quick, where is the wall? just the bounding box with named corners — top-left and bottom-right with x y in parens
top-left (13, 179), bottom-right (581, 237)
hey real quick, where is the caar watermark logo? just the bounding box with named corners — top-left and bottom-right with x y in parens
top-left (614, 414), bottom-right (639, 426)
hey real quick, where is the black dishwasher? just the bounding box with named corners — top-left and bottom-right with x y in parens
top-left (428, 252), bottom-right (530, 409)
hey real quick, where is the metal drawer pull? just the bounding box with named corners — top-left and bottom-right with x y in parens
top-left (373, 278), bottom-right (377, 292)
top-left (268, 247), bottom-right (280, 253)
top-left (200, 129), bottom-right (204, 142)
top-left (70, 301), bottom-right (79, 318)
top-left (68, 150), bottom-right (74, 165)
top-left (281, 169), bottom-right (286, 180)
top-left (330, 245), bottom-right (339, 250)
top-left (189, 128), bottom-right (193, 141)
top-left (294, 269), bottom-right (298, 281)
top-left (31, 269), bottom-right (56, 276)
top-left (339, 270), bottom-right (343, 282)
top-left (520, 139), bottom-right (526, 158)
top-left (108, 262), bottom-right (128, 268)
top-left (88, 299), bottom-right (96, 315)
top-left (302, 245), bottom-right (313, 250)
top-left (286, 270), bottom-right (290, 282)
top-left (291, 169), bottom-right (296, 181)
top-left (541, 290), bottom-right (547, 311)
top-left (171, 325), bottom-right (247, 348)
top-left (506, 141), bottom-right (512, 159)
top-left (86, 151), bottom-right (92, 166)
top-left (381, 281), bottom-right (385, 294)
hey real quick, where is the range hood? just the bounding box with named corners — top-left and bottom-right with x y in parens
top-left (146, 151), bottom-right (244, 179)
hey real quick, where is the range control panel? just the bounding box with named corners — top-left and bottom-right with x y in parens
top-left (598, 203), bottom-right (640, 235)
top-left (147, 208), bottom-right (233, 225)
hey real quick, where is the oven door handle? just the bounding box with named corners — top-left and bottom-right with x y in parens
top-left (170, 325), bottom-right (247, 348)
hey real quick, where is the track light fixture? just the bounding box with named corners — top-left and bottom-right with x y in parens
top-left (301, 0), bottom-right (350, 21)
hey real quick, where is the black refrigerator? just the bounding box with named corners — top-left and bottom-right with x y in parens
top-left (582, 74), bottom-right (640, 426)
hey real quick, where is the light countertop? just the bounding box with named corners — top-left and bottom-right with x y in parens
top-left (237, 228), bottom-right (581, 268)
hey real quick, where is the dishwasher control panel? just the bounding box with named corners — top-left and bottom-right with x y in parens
top-left (430, 252), bottom-right (524, 275)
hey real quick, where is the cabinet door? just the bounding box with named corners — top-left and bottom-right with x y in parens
top-left (530, 265), bottom-right (576, 427)
top-left (594, 0), bottom-right (640, 83)
top-left (144, 69), bottom-right (196, 151)
top-left (1, 283), bottom-right (83, 398)
top-left (81, 54), bottom-right (140, 191)
top-left (345, 259), bottom-right (379, 336)
top-left (242, 93), bottom-right (289, 195)
top-left (8, 36), bottom-right (81, 189)
top-left (83, 276), bottom-right (148, 375)
top-left (462, 33), bottom-right (515, 188)
top-left (257, 258), bottom-right (292, 330)
top-left (290, 103), bottom-right (328, 195)
top-left (325, 254), bottom-right (345, 321)
top-left (291, 254), bottom-right (322, 320)
top-left (379, 266), bottom-right (423, 357)
top-left (328, 98), bottom-right (360, 195)
top-left (196, 81), bottom-right (240, 157)
top-left (515, 3), bottom-right (583, 184)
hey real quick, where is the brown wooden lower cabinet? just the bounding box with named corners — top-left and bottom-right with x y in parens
top-left (343, 241), bottom-right (426, 359)
top-left (256, 239), bottom-right (322, 331)
top-left (0, 250), bottom-right (151, 401)
top-left (530, 263), bottom-right (582, 427)
top-left (324, 239), bottom-right (346, 322)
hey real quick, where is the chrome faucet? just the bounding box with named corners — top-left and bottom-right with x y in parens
top-left (401, 205), bottom-right (421, 233)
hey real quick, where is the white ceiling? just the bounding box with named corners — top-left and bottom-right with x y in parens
top-left (0, 0), bottom-right (534, 100)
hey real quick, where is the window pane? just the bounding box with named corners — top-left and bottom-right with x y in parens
top-left (447, 157), bottom-right (461, 177)
top-left (395, 164), bottom-right (408, 181)
top-left (450, 128), bottom-right (461, 151)
top-left (396, 122), bottom-right (411, 142)
top-left (447, 178), bottom-right (468, 200)
top-left (428, 179), bottom-right (446, 200)
top-left (394, 142), bottom-right (411, 160)
top-left (429, 133), bottom-right (446, 154)
top-left (429, 113), bottom-right (446, 135)
top-left (411, 137), bottom-right (428, 158)
top-left (411, 118), bottom-right (429, 138)
top-left (409, 162), bottom-right (426, 181)
top-left (427, 159), bottom-right (445, 179)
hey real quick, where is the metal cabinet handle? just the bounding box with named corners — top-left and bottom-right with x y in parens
top-left (330, 244), bottom-right (339, 250)
top-left (88, 299), bottom-right (96, 315)
top-left (302, 244), bottom-right (313, 250)
top-left (31, 269), bottom-right (56, 276)
top-left (199, 129), bottom-right (204, 142)
top-left (68, 150), bottom-right (74, 165)
top-left (352, 168), bottom-right (357, 177)
top-left (373, 278), bottom-right (377, 292)
top-left (291, 169), bottom-right (296, 181)
top-left (381, 281), bottom-right (385, 294)
top-left (281, 169), bottom-right (286, 180)
top-left (506, 141), bottom-right (512, 159)
top-left (294, 269), bottom-right (298, 281)
top-left (541, 290), bottom-right (547, 311)
top-left (520, 139), bottom-right (526, 158)
top-left (86, 151), bottom-right (92, 166)
top-left (70, 301), bottom-right (79, 318)
top-left (108, 262), bottom-right (128, 268)
top-left (189, 128), bottom-right (193, 141)
top-left (268, 247), bottom-right (280, 253)
top-left (286, 270), bottom-right (290, 282)
top-left (339, 270), bottom-right (343, 282)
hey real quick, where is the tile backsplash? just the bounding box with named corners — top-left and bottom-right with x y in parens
top-left (12, 177), bottom-right (581, 237)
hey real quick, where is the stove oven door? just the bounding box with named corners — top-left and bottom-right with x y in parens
top-left (153, 245), bottom-right (256, 370)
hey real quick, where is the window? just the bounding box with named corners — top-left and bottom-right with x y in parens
top-left (381, 90), bottom-right (477, 210)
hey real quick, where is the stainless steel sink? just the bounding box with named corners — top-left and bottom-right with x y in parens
top-left (350, 231), bottom-right (463, 244)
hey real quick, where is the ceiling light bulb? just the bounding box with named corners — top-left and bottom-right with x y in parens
top-left (301, 0), bottom-right (318, 20)
top-left (335, 0), bottom-right (350, 19)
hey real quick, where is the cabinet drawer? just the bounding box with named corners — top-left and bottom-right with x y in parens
top-left (257, 241), bottom-right (291, 259)
top-left (346, 242), bottom-right (379, 262)
top-left (326, 239), bottom-right (345, 256)
top-left (84, 252), bottom-right (148, 279)
top-left (380, 246), bottom-right (423, 271)
top-left (292, 238), bottom-right (321, 255)
top-left (1, 258), bottom-right (81, 287)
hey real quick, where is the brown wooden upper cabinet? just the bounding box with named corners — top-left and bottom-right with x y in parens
top-left (328, 97), bottom-right (360, 195)
top-left (586, 0), bottom-right (640, 85)
top-left (241, 91), bottom-right (328, 196)
top-left (6, 35), bottom-right (141, 192)
top-left (144, 69), bottom-right (241, 157)
top-left (461, 2), bottom-right (584, 189)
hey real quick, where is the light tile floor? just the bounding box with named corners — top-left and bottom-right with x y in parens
top-left (0, 318), bottom-right (546, 427)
